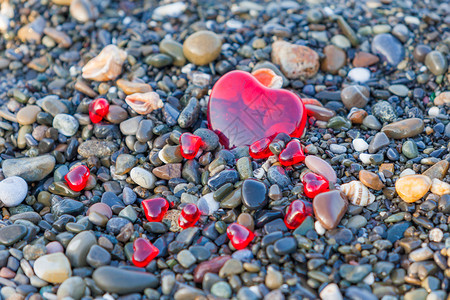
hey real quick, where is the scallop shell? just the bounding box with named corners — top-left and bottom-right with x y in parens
top-left (251, 68), bottom-right (283, 89)
top-left (125, 92), bottom-right (164, 115)
top-left (82, 45), bottom-right (127, 82)
top-left (339, 180), bottom-right (375, 206)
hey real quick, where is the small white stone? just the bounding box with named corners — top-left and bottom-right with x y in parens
top-left (399, 168), bottom-right (416, 177)
top-left (359, 153), bottom-right (372, 164)
top-left (129, 167), bottom-right (156, 189)
top-left (348, 68), bottom-right (371, 83)
top-left (429, 228), bottom-right (443, 243)
top-left (320, 283), bottom-right (343, 300)
top-left (430, 178), bottom-right (450, 196)
top-left (352, 138), bottom-right (369, 152)
top-left (428, 106), bottom-right (440, 117)
top-left (0, 176), bottom-right (28, 207)
top-left (153, 2), bottom-right (187, 19)
top-left (315, 220), bottom-right (326, 235)
top-left (330, 144), bottom-right (347, 154)
top-left (363, 272), bottom-right (375, 285)
top-left (52, 114), bottom-right (79, 137)
top-left (197, 192), bottom-right (219, 216)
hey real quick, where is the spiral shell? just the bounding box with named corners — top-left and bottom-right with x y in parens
top-left (82, 45), bottom-right (127, 82)
top-left (339, 180), bottom-right (375, 206)
top-left (125, 92), bottom-right (164, 115)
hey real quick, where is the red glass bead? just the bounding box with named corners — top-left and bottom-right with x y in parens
top-left (208, 70), bottom-right (306, 149)
top-left (132, 238), bottom-right (159, 268)
top-left (64, 165), bottom-right (90, 192)
top-left (142, 198), bottom-right (169, 222)
top-left (178, 203), bottom-right (201, 229)
top-left (249, 137), bottom-right (273, 159)
top-left (302, 172), bottom-right (329, 199)
top-left (284, 199), bottom-right (313, 230)
top-left (89, 98), bottom-right (110, 124)
top-left (226, 223), bottom-right (254, 250)
top-left (180, 133), bottom-right (203, 160)
top-left (278, 139), bottom-right (305, 166)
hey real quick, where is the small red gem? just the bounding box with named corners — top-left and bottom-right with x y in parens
top-left (226, 223), bottom-right (254, 250)
top-left (278, 139), bottom-right (305, 166)
top-left (142, 198), bottom-right (169, 222)
top-left (180, 133), bottom-right (203, 160)
top-left (284, 199), bottom-right (313, 230)
top-left (302, 172), bottom-right (329, 198)
top-left (249, 137), bottom-right (273, 159)
top-left (178, 203), bottom-right (201, 229)
top-left (132, 238), bottom-right (159, 268)
top-left (89, 98), bottom-right (110, 124)
top-left (64, 165), bottom-right (90, 192)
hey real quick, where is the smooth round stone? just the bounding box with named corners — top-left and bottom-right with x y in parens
top-left (46, 241), bottom-right (64, 254)
top-left (434, 92), bottom-right (450, 106)
top-left (341, 85), bottom-right (370, 109)
top-left (0, 224), bottom-right (27, 246)
top-left (265, 267), bottom-right (283, 290)
top-left (362, 115), bottom-right (382, 130)
top-left (93, 266), bottom-right (158, 294)
top-left (368, 132), bottom-right (390, 153)
top-left (17, 105), bottom-right (41, 125)
top-left (392, 24), bottom-right (410, 42)
top-left (330, 144), bottom-right (346, 154)
top-left (57, 276), bottom-right (86, 300)
top-left (39, 95), bottom-right (68, 116)
top-left (339, 264), bottom-right (372, 283)
top-left (2, 155), bottom-right (55, 182)
top-left (183, 31), bottom-right (222, 65)
top-left (105, 105), bottom-right (128, 124)
top-left (359, 170), bottom-right (384, 190)
top-left (70, 0), bottom-right (98, 23)
top-left (372, 101), bottom-right (396, 122)
top-left (425, 51), bottom-right (448, 76)
top-left (346, 215), bottom-right (367, 229)
top-left (352, 139), bottom-right (368, 152)
top-left (34, 253), bottom-right (72, 284)
top-left (381, 118), bottom-right (424, 139)
top-left (271, 40), bottom-right (319, 78)
top-left (320, 283), bottom-right (343, 300)
top-left (160, 39), bottom-right (186, 66)
top-left (274, 237), bottom-right (297, 255)
top-left (395, 175), bottom-right (431, 203)
top-left (53, 114), bottom-right (79, 136)
top-left (371, 33), bottom-right (405, 66)
top-left (0, 176), bottom-right (28, 207)
top-left (66, 231), bottom-right (97, 267)
top-left (321, 45), bottom-right (346, 74)
top-left (193, 128), bottom-right (219, 151)
top-left (402, 140), bottom-right (418, 159)
top-left (305, 155), bottom-right (337, 183)
top-left (177, 249), bottom-right (196, 268)
top-left (305, 105), bottom-right (335, 121)
top-left (347, 68), bottom-right (370, 82)
top-left (130, 167), bottom-right (156, 189)
top-left (313, 190), bottom-right (348, 230)
top-left (86, 245), bottom-right (111, 268)
top-left (241, 179), bottom-right (268, 210)
top-left (237, 213), bottom-right (254, 232)
top-left (331, 35), bottom-right (351, 49)
top-left (120, 116), bottom-right (142, 136)
top-left (388, 84), bottom-right (409, 97)
top-left (423, 160), bottom-right (449, 180)
top-left (211, 281), bottom-right (232, 299)
top-left (267, 166), bottom-right (291, 189)
top-left (136, 119), bottom-right (154, 143)
top-left (413, 45), bottom-right (432, 63)
top-left (115, 154), bottom-right (137, 175)
top-left (146, 53), bottom-right (173, 68)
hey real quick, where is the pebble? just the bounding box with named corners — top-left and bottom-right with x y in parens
top-left (433, 91), bottom-right (450, 106)
top-left (368, 132), bottom-right (389, 153)
top-left (321, 45), bottom-right (346, 74)
top-left (271, 40), bottom-right (319, 78)
top-left (183, 31), bottom-right (222, 65)
top-left (372, 101), bottom-right (397, 122)
top-left (130, 167), bottom-right (156, 189)
top-left (53, 114), bottom-right (79, 136)
top-left (381, 118), bottom-right (424, 139)
top-left (16, 106), bottom-right (41, 125)
top-left (66, 231), bottom-right (97, 267)
top-left (359, 170), bottom-right (384, 190)
top-left (430, 178), bottom-right (450, 196)
top-left (0, 224), bottom-right (27, 246)
top-left (320, 283), bottom-right (343, 300)
top-left (57, 276), bottom-right (85, 300)
top-left (347, 68), bottom-right (371, 82)
top-left (197, 192), bottom-right (219, 215)
top-left (341, 85), bottom-right (370, 109)
top-left (241, 179), bottom-right (268, 210)
top-left (371, 33), bottom-right (405, 66)
top-left (92, 266), bottom-right (158, 294)
top-left (2, 155), bottom-right (55, 182)
top-left (86, 245), bottom-right (111, 268)
top-left (352, 138), bottom-right (368, 152)
top-left (0, 176), bottom-right (28, 207)
top-left (425, 51), bottom-right (448, 76)
top-left (265, 267), bottom-right (283, 290)
top-left (395, 175), bottom-right (432, 203)
top-left (211, 281), bottom-right (232, 298)
top-left (305, 155), bottom-right (337, 183)
top-left (33, 253), bottom-right (72, 284)
top-left (352, 51), bottom-right (379, 67)
top-left (313, 190), bottom-right (348, 229)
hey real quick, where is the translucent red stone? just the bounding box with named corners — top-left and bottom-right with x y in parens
top-left (180, 133), bottom-right (203, 159)
top-left (64, 165), bottom-right (90, 192)
top-left (249, 137), bottom-right (273, 159)
top-left (132, 238), bottom-right (159, 268)
top-left (284, 199), bottom-right (313, 230)
top-left (226, 223), bottom-right (255, 250)
top-left (89, 98), bottom-right (110, 123)
top-left (178, 203), bottom-right (201, 229)
top-left (278, 139), bottom-right (305, 166)
top-left (302, 172), bottom-right (329, 199)
top-left (142, 198), bottom-right (169, 222)
top-left (208, 70), bottom-right (306, 149)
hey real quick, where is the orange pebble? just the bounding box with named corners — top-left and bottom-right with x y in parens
top-left (251, 68), bottom-right (283, 89)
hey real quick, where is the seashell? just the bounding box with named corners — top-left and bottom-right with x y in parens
top-left (82, 45), bottom-right (127, 82)
top-left (339, 180), bottom-right (375, 206)
top-left (116, 79), bottom-right (152, 95)
top-left (430, 178), bottom-right (450, 196)
top-left (251, 68), bottom-right (283, 89)
top-left (125, 92), bottom-right (164, 115)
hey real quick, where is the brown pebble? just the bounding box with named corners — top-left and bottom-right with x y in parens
top-left (152, 163), bottom-right (182, 180)
top-left (313, 190), bottom-right (348, 230)
top-left (17, 105), bottom-right (41, 125)
top-left (237, 213), bottom-right (254, 232)
top-left (117, 79), bottom-right (153, 95)
top-left (359, 170), bottom-right (384, 190)
top-left (352, 51), bottom-right (379, 67)
top-left (105, 105), bottom-right (128, 124)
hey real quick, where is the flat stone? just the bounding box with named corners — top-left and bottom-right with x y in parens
top-left (371, 33), bottom-right (405, 66)
top-left (56, 276), bottom-right (85, 300)
top-left (34, 253), bottom-right (72, 284)
top-left (130, 167), bottom-right (156, 189)
top-left (339, 264), bottom-right (372, 283)
top-left (359, 170), bottom-right (384, 190)
top-left (395, 175), bottom-right (431, 203)
top-left (241, 179), bottom-right (268, 210)
top-left (0, 225), bottom-right (27, 246)
top-left (313, 190), bottom-right (348, 230)
top-left (65, 231), bottom-right (97, 267)
top-left (78, 140), bottom-right (118, 158)
top-left (341, 85), bottom-right (370, 109)
top-left (423, 160), bottom-right (449, 180)
top-left (381, 118), bottom-right (424, 139)
top-left (92, 266), bottom-right (158, 294)
top-left (2, 155), bottom-right (55, 182)
top-left (425, 51), bottom-right (448, 76)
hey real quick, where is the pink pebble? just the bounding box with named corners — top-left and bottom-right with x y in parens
top-left (46, 241), bottom-right (64, 254)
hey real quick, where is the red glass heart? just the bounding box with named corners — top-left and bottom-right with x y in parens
top-left (142, 198), bottom-right (169, 222)
top-left (178, 203), bottom-right (201, 229)
top-left (180, 133), bottom-right (203, 160)
top-left (249, 137), bottom-right (273, 159)
top-left (226, 223), bottom-right (255, 250)
top-left (208, 70), bottom-right (306, 149)
top-left (284, 199), bottom-right (313, 230)
top-left (302, 172), bottom-right (329, 198)
top-left (132, 238), bottom-right (159, 267)
top-left (89, 98), bottom-right (110, 124)
top-left (64, 165), bottom-right (90, 192)
top-left (279, 139), bottom-right (305, 166)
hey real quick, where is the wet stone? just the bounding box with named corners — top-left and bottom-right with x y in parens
top-left (372, 101), bottom-right (397, 123)
top-left (371, 33), bottom-right (405, 66)
top-left (241, 179), bottom-right (268, 210)
top-left (341, 85), bottom-right (370, 109)
top-left (0, 225), bottom-right (27, 246)
top-left (382, 118), bottom-right (424, 139)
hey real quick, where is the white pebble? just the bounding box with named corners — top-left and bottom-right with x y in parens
top-left (315, 221), bottom-right (326, 235)
top-left (359, 153), bottom-right (372, 164)
top-left (399, 168), bottom-right (416, 177)
top-left (0, 176), bottom-right (28, 207)
top-left (197, 192), bottom-right (219, 216)
top-left (352, 138), bottom-right (369, 152)
top-left (429, 228), bottom-right (443, 243)
top-left (428, 106), bottom-right (440, 117)
top-left (363, 272), bottom-right (375, 285)
top-left (348, 68), bottom-right (371, 83)
top-left (330, 144), bottom-right (347, 154)
top-left (320, 283), bottom-right (343, 300)
top-left (153, 2), bottom-right (187, 19)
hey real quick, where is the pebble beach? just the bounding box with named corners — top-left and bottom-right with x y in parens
top-left (0, 0), bottom-right (449, 300)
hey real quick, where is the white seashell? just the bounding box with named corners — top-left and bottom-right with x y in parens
top-left (339, 180), bottom-right (375, 206)
top-left (82, 45), bottom-right (127, 82)
top-left (430, 178), bottom-right (450, 196)
top-left (125, 92), bottom-right (164, 115)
